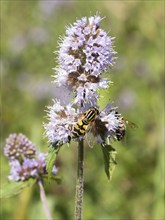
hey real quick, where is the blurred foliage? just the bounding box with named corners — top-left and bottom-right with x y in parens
top-left (0, 178), bottom-right (36, 199)
top-left (1, 1), bottom-right (164, 220)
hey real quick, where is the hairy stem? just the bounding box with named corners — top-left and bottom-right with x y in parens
top-left (75, 139), bottom-right (84, 220)
top-left (37, 179), bottom-right (53, 220)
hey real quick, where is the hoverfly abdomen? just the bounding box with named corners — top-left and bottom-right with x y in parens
top-left (71, 107), bottom-right (99, 138)
top-left (72, 120), bottom-right (86, 137)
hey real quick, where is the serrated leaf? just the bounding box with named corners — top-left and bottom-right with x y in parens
top-left (46, 144), bottom-right (60, 181)
top-left (0, 178), bottom-right (36, 199)
top-left (101, 143), bottom-right (117, 181)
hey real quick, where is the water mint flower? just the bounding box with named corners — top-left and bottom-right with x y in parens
top-left (7, 152), bottom-right (58, 181)
top-left (47, 15), bottom-right (118, 144)
top-left (8, 158), bottom-right (38, 181)
top-left (4, 133), bottom-right (36, 161)
top-left (44, 99), bottom-right (124, 146)
top-left (43, 99), bottom-right (78, 146)
top-left (53, 15), bottom-right (116, 106)
top-left (4, 134), bottom-right (58, 181)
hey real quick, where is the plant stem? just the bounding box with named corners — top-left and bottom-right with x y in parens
top-left (75, 139), bottom-right (84, 220)
top-left (37, 179), bottom-right (53, 220)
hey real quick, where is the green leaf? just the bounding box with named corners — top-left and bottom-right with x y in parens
top-left (0, 178), bottom-right (36, 199)
top-left (46, 144), bottom-right (60, 181)
top-left (42, 175), bottom-right (62, 184)
top-left (101, 143), bottom-right (117, 181)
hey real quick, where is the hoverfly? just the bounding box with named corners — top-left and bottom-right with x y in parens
top-left (114, 111), bottom-right (137, 141)
top-left (71, 107), bottom-right (99, 138)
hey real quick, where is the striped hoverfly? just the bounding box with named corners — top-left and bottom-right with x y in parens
top-left (71, 107), bottom-right (99, 138)
top-left (114, 111), bottom-right (137, 141)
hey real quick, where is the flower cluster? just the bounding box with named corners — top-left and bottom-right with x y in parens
top-left (4, 133), bottom-right (36, 161)
top-left (4, 133), bottom-right (57, 181)
top-left (44, 14), bottom-right (125, 147)
top-left (44, 101), bottom-right (124, 146)
top-left (8, 154), bottom-right (46, 181)
top-left (54, 15), bottom-right (116, 106)
top-left (44, 99), bottom-right (77, 146)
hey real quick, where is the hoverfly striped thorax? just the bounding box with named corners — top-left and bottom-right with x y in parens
top-left (71, 107), bottom-right (99, 138)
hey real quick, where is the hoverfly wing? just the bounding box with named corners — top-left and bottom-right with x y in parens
top-left (85, 129), bottom-right (97, 148)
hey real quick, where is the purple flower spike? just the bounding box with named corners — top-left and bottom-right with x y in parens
top-left (53, 15), bottom-right (117, 107)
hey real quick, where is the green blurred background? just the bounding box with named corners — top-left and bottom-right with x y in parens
top-left (1, 1), bottom-right (164, 219)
